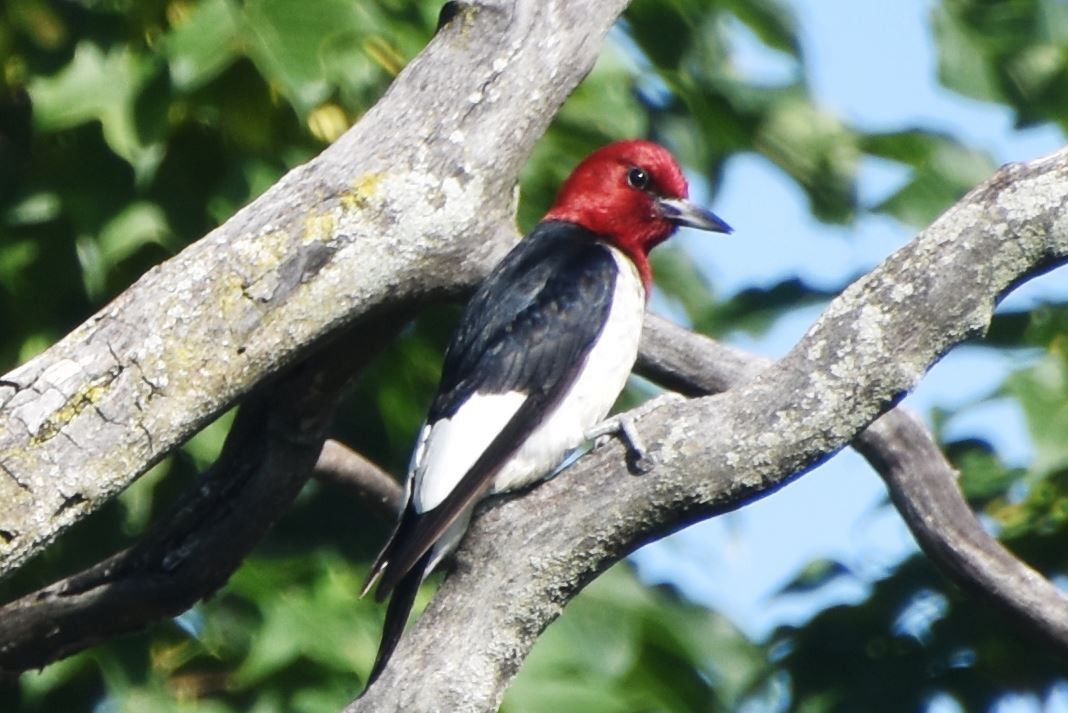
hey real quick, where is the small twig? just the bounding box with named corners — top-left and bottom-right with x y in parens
top-left (314, 439), bottom-right (404, 522)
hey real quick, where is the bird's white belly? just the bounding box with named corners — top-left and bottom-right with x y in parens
top-left (491, 248), bottom-right (645, 492)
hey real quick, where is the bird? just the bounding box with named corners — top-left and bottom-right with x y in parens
top-left (361, 139), bottom-right (731, 684)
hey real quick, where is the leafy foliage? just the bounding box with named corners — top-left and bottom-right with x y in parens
top-left (504, 566), bottom-right (769, 713)
top-left (1, 0), bottom-right (1067, 711)
top-left (934, 0), bottom-right (1068, 129)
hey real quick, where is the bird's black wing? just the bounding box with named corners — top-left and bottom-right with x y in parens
top-left (370, 221), bottom-right (619, 597)
top-left (430, 221), bottom-right (618, 420)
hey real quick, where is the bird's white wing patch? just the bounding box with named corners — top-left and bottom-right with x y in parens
top-left (490, 246), bottom-right (645, 493)
top-left (411, 391), bottom-right (527, 513)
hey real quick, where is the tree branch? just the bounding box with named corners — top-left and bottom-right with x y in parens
top-left (0, 0), bottom-right (629, 580)
top-left (314, 439), bottom-right (404, 523)
top-left (853, 410), bottom-right (1068, 655)
top-left (350, 149), bottom-right (1068, 712)
top-left (0, 310), bottom-right (406, 672)
top-left (639, 315), bottom-right (1068, 654)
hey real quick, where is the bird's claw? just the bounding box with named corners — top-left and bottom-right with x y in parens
top-left (585, 393), bottom-right (684, 473)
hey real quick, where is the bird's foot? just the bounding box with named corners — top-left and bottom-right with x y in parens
top-left (586, 393), bottom-right (684, 473)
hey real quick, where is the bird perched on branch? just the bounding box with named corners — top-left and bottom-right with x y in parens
top-left (362, 140), bottom-right (731, 683)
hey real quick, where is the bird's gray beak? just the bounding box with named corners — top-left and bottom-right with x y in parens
top-left (658, 197), bottom-right (733, 234)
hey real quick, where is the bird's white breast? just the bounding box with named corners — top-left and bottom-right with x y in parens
top-left (490, 246), bottom-right (646, 492)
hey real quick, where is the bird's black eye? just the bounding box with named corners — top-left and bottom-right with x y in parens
top-left (627, 167), bottom-right (649, 190)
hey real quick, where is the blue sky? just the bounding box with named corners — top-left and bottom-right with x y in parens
top-left (630, 1), bottom-right (1067, 710)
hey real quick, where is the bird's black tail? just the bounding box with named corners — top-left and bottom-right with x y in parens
top-left (365, 549), bottom-right (432, 687)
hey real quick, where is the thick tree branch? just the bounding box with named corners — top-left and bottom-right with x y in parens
top-left (639, 315), bottom-right (1068, 655)
top-left (0, 310), bottom-right (406, 672)
top-left (351, 149), bottom-right (1068, 712)
top-left (0, 0), bottom-right (629, 580)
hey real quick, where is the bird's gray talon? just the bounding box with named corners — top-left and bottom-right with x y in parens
top-left (586, 392), bottom-right (684, 471)
top-left (629, 450), bottom-right (656, 474)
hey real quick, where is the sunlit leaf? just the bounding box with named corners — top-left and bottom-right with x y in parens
top-left (1004, 354), bottom-right (1068, 477)
top-left (508, 565), bottom-right (766, 713)
top-left (3, 192), bottom-right (61, 226)
top-left (97, 201), bottom-right (175, 266)
top-left (755, 97), bottom-right (859, 222)
top-left (163, 0), bottom-right (242, 91)
top-left (865, 131), bottom-right (994, 226)
top-left (777, 559), bottom-right (855, 597)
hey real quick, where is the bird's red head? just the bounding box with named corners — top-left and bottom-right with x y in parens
top-left (543, 140), bottom-right (731, 286)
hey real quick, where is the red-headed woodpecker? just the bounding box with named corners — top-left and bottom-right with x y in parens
top-left (362, 140), bottom-right (731, 683)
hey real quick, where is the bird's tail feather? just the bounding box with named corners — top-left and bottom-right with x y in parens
top-left (361, 504), bottom-right (417, 600)
top-left (365, 549), bottom-right (432, 687)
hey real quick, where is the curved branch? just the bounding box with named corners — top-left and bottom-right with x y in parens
top-left (351, 149), bottom-right (1068, 711)
top-left (0, 0), bottom-right (629, 580)
top-left (852, 411), bottom-right (1068, 654)
top-left (639, 315), bottom-right (1068, 654)
top-left (0, 311), bottom-right (406, 672)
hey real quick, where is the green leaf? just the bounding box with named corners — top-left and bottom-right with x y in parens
top-left (182, 408), bottom-right (237, 470)
top-left (865, 131), bottom-right (994, 226)
top-left (116, 458), bottom-right (174, 536)
top-left (722, 0), bottom-right (802, 58)
top-left (755, 97), bottom-right (859, 222)
top-left (778, 559), bottom-right (855, 596)
top-left (28, 42), bottom-right (165, 181)
top-left (932, 3), bottom-right (1005, 103)
top-left (651, 245), bottom-right (717, 314)
top-left (1024, 303), bottom-right (1068, 348)
top-left (1006, 43), bottom-right (1067, 109)
top-left (75, 233), bottom-right (106, 302)
top-left (1004, 354), bottom-right (1068, 477)
top-left (240, 0), bottom-right (376, 115)
top-left (507, 565), bottom-right (765, 713)
top-left (699, 277), bottom-right (837, 338)
top-left (163, 0), bottom-right (242, 91)
top-left (3, 192), bottom-right (61, 226)
top-left (223, 552), bottom-right (384, 687)
top-left (97, 201), bottom-right (175, 266)
top-left (946, 438), bottom-right (1020, 504)
top-left (503, 679), bottom-right (635, 713)
top-left (0, 239), bottom-right (38, 288)
top-left (624, 0), bottom-right (700, 70)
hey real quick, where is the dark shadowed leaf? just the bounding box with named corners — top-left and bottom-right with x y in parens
top-left (777, 559), bottom-right (855, 597)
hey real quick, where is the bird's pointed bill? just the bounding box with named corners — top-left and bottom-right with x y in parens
top-left (657, 197), bottom-right (732, 234)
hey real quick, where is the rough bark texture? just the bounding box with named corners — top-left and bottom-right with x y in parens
top-left (639, 315), bottom-right (1068, 657)
top-left (0, 311), bottom-right (405, 671)
top-left (351, 150), bottom-right (1068, 712)
top-left (0, 0), bottom-right (629, 579)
